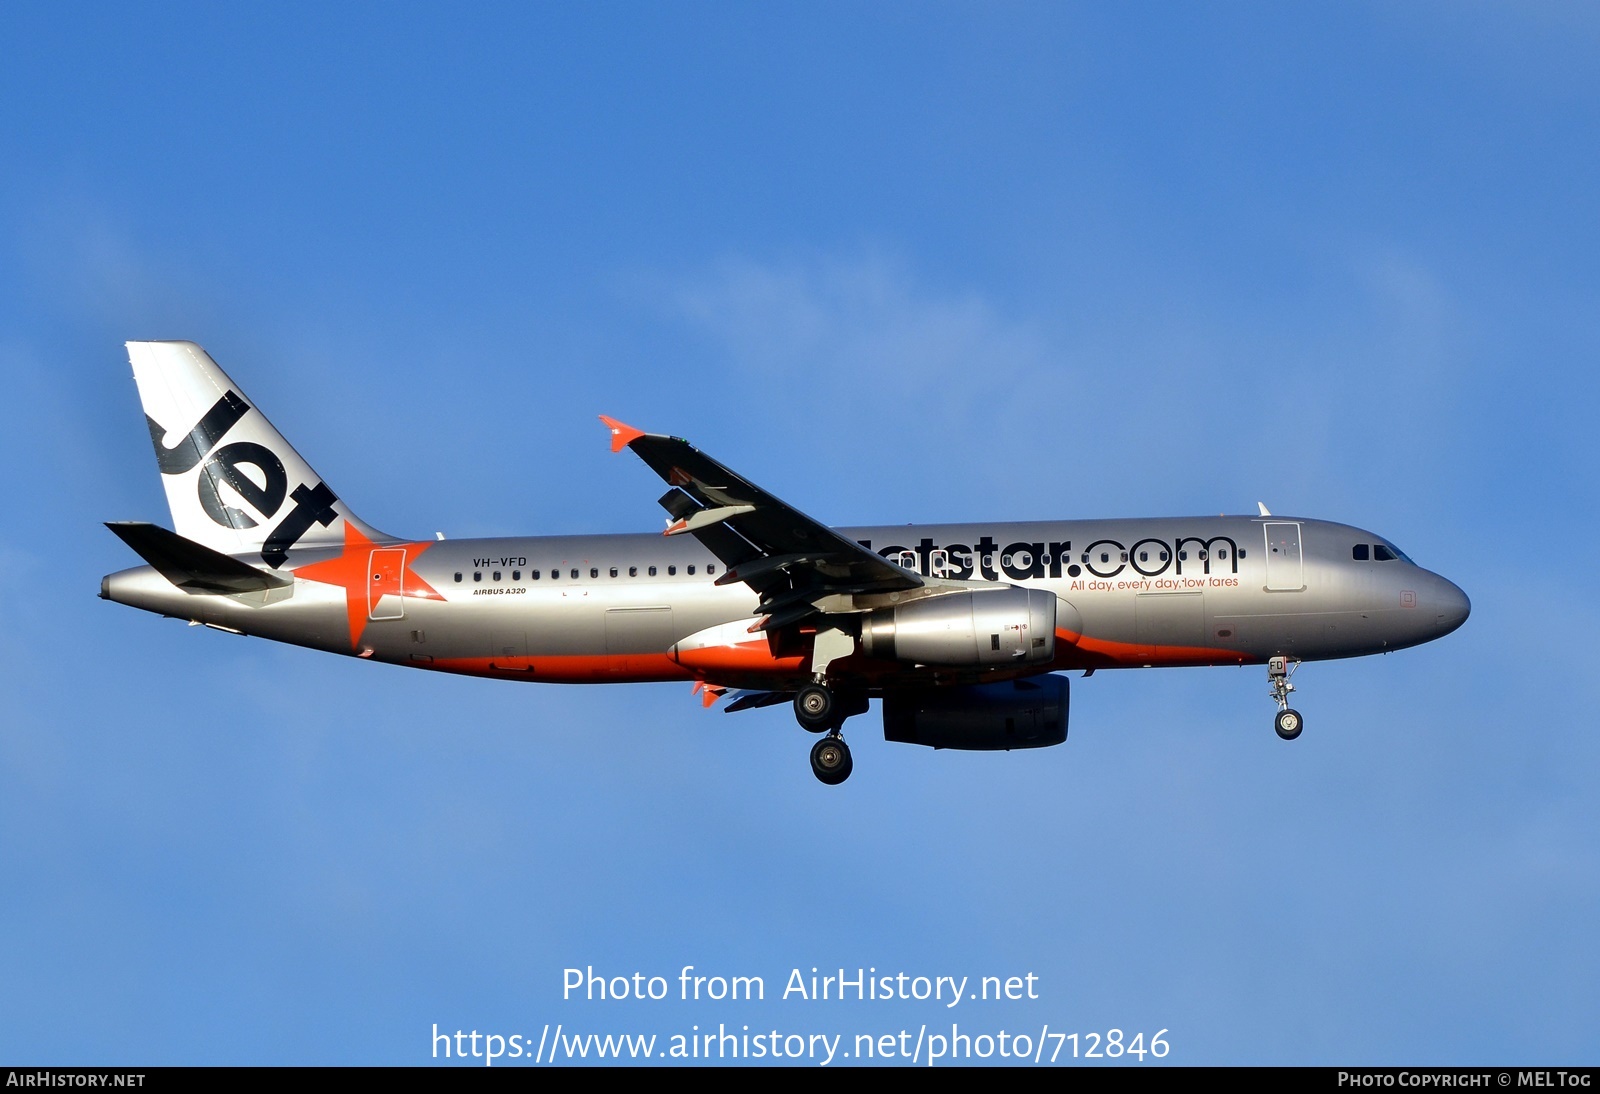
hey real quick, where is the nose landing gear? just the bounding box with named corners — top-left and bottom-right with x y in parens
top-left (1274, 708), bottom-right (1303, 740)
top-left (1269, 656), bottom-right (1304, 740)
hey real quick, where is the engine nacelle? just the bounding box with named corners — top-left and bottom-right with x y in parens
top-left (882, 674), bottom-right (1070, 751)
top-left (859, 587), bottom-right (1056, 667)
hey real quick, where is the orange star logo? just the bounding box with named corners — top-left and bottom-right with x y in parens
top-left (292, 524), bottom-right (443, 649)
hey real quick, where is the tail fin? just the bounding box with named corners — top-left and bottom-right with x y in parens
top-left (126, 341), bottom-right (390, 567)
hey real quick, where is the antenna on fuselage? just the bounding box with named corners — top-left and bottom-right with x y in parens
top-left (1257, 502), bottom-right (1272, 517)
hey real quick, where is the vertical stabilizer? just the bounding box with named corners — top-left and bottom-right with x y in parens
top-left (127, 340), bottom-right (390, 566)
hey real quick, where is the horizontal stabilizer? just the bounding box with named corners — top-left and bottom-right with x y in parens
top-left (106, 522), bottom-right (293, 595)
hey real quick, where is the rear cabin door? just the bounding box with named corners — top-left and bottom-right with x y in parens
top-left (368, 548), bottom-right (407, 620)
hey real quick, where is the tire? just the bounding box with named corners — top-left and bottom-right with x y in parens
top-left (794, 683), bottom-right (835, 732)
top-left (1275, 708), bottom-right (1304, 741)
top-left (809, 736), bottom-right (853, 785)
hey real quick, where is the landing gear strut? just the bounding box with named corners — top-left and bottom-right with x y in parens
top-left (1269, 655), bottom-right (1303, 741)
top-left (793, 680), bottom-right (866, 783)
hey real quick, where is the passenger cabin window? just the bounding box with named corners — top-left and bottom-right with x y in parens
top-left (687, 564), bottom-right (696, 575)
top-left (454, 572), bottom-right (462, 583)
top-left (609, 567), bottom-right (618, 578)
top-left (473, 571), bottom-right (482, 582)
top-left (590, 567), bottom-right (598, 579)
top-left (532, 570), bottom-right (541, 579)
top-left (706, 564), bottom-right (716, 575)
top-left (512, 570), bottom-right (520, 580)
top-left (668, 565), bottom-right (677, 575)
top-left (1352, 544), bottom-right (1370, 561)
top-left (493, 571), bottom-right (501, 581)
top-left (570, 568), bottom-right (579, 579)
top-left (648, 565), bottom-right (657, 576)
top-left (629, 566), bottom-right (638, 577)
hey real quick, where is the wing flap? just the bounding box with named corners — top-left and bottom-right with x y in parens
top-left (723, 689), bottom-right (796, 713)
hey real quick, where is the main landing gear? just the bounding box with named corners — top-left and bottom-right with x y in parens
top-left (809, 736), bottom-right (852, 785)
top-left (1268, 655), bottom-right (1304, 741)
top-left (794, 682), bottom-right (835, 732)
top-left (793, 681), bottom-right (865, 785)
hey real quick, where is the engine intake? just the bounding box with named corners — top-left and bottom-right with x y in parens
top-left (859, 587), bottom-right (1056, 667)
top-left (882, 674), bottom-right (1070, 751)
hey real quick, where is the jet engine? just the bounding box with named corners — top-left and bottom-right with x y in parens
top-left (859, 587), bottom-right (1056, 667)
top-left (881, 674), bottom-right (1069, 750)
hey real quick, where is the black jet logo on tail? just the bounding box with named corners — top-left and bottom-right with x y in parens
top-left (147, 391), bottom-right (340, 567)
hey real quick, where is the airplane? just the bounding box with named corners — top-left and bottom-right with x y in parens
top-left (101, 341), bottom-right (1471, 785)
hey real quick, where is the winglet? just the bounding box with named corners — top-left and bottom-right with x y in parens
top-left (599, 415), bottom-right (646, 454)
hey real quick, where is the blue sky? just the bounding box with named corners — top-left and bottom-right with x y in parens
top-left (1, 1), bottom-right (1596, 1066)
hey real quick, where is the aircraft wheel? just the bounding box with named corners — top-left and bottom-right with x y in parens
top-left (1274, 708), bottom-right (1304, 741)
top-left (794, 683), bottom-right (835, 733)
top-left (810, 736), bottom-right (853, 785)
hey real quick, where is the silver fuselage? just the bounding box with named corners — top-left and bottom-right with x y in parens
top-left (103, 514), bottom-right (1470, 690)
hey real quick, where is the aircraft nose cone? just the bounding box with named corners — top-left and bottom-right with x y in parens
top-left (1431, 574), bottom-right (1470, 637)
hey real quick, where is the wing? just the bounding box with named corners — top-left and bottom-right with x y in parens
top-left (601, 417), bottom-right (921, 631)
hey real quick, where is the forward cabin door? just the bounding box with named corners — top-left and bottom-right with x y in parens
top-left (1263, 522), bottom-right (1305, 591)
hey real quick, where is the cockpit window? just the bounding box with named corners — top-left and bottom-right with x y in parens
top-left (1352, 544), bottom-right (1369, 561)
top-left (1373, 544), bottom-right (1397, 562)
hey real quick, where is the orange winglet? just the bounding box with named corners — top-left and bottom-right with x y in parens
top-left (599, 415), bottom-right (645, 454)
